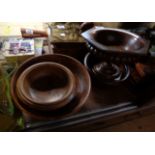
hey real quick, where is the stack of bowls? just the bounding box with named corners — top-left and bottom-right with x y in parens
top-left (81, 26), bottom-right (149, 85)
top-left (11, 54), bottom-right (91, 120)
top-left (16, 62), bottom-right (75, 111)
top-left (84, 53), bottom-right (130, 85)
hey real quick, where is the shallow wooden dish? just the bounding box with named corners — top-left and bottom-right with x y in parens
top-left (11, 54), bottom-right (91, 120)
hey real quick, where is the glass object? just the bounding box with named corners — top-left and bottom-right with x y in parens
top-left (47, 22), bottom-right (84, 42)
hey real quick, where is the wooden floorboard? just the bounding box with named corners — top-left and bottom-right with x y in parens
top-left (97, 112), bottom-right (155, 131)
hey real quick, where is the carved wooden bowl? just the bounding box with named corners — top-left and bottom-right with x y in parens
top-left (16, 62), bottom-right (75, 111)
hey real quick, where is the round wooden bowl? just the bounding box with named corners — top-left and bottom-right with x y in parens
top-left (11, 54), bottom-right (91, 120)
top-left (16, 62), bottom-right (75, 111)
top-left (84, 52), bottom-right (130, 85)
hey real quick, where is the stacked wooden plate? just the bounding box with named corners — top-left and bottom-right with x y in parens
top-left (11, 54), bottom-right (91, 120)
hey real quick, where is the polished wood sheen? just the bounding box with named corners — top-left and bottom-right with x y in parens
top-left (16, 62), bottom-right (75, 111)
top-left (11, 54), bottom-right (91, 120)
top-left (81, 26), bottom-right (149, 55)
